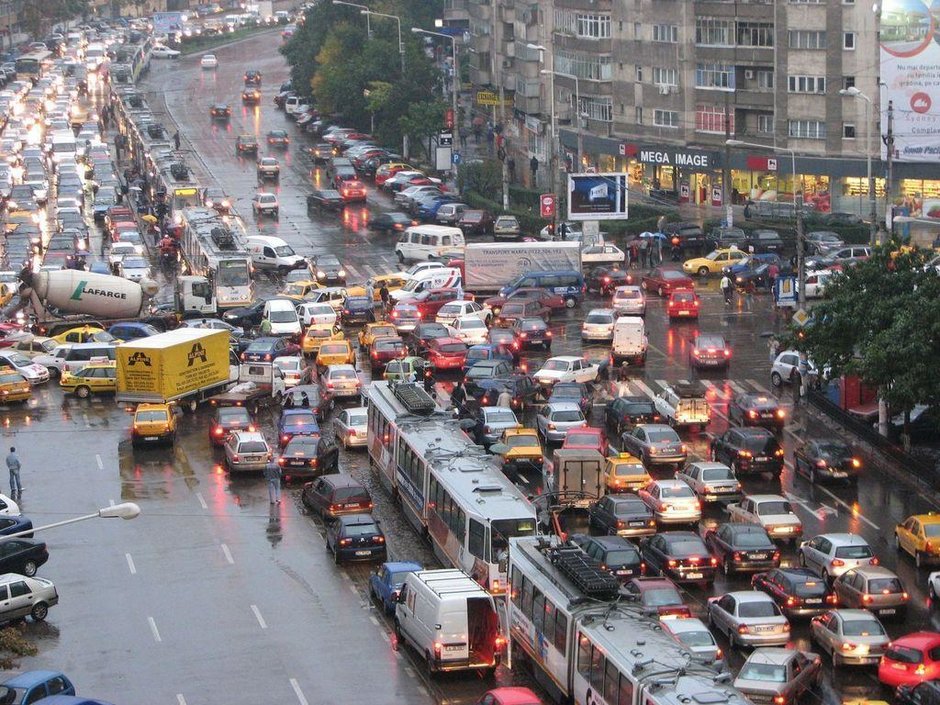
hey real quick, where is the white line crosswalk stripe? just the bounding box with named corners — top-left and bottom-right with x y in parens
top-left (747, 378), bottom-right (771, 394)
top-left (632, 378), bottom-right (660, 401)
top-left (728, 380), bottom-right (748, 394)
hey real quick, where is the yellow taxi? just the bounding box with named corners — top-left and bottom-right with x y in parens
top-left (604, 453), bottom-right (651, 492)
top-left (347, 274), bottom-right (410, 302)
top-left (315, 340), bottom-right (356, 368)
top-left (60, 362), bottom-right (116, 398)
top-left (895, 513), bottom-right (940, 567)
top-left (301, 325), bottom-right (345, 357)
top-left (0, 367), bottom-right (31, 404)
top-left (681, 248), bottom-right (748, 276)
top-left (52, 325), bottom-right (119, 345)
top-left (131, 403), bottom-right (177, 446)
top-left (281, 279), bottom-right (321, 300)
top-left (495, 428), bottom-right (543, 472)
top-left (358, 322), bottom-right (399, 350)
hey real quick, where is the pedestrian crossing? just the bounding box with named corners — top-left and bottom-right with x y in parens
top-left (342, 259), bottom-right (401, 284)
top-left (608, 376), bottom-right (779, 404)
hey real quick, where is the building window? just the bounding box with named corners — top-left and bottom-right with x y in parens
top-left (695, 104), bottom-right (734, 134)
top-left (635, 65), bottom-right (643, 82)
top-left (581, 97), bottom-right (613, 122)
top-left (843, 32), bottom-right (856, 49)
top-left (636, 106), bottom-right (643, 124)
top-left (695, 63), bottom-right (735, 90)
top-left (757, 70), bottom-right (774, 90)
top-left (695, 17), bottom-right (732, 46)
top-left (789, 30), bottom-right (826, 49)
top-left (788, 119), bottom-right (827, 139)
top-left (556, 51), bottom-right (612, 81)
top-left (843, 123), bottom-right (856, 138)
top-left (652, 67), bottom-right (678, 86)
top-left (788, 75), bottom-right (827, 94)
top-left (553, 9), bottom-right (576, 35)
top-left (577, 13), bottom-right (612, 39)
top-left (652, 24), bottom-right (679, 43)
top-left (736, 21), bottom-right (774, 47)
top-left (843, 76), bottom-right (856, 90)
top-left (634, 22), bottom-right (642, 39)
top-left (789, 0), bottom-right (822, 3)
top-left (757, 114), bottom-right (775, 134)
top-left (654, 109), bottom-right (679, 128)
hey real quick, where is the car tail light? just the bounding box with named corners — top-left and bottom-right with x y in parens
top-left (775, 449), bottom-right (785, 457)
top-left (786, 596), bottom-right (797, 607)
top-left (739, 450), bottom-right (752, 457)
top-left (733, 552), bottom-right (742, 561)
top-left (433, 642), bottom-right (442, 655)
top-left (832, 559), bottom-right (845, 567)
top-left (231, 454), bottom-right (239, 462)
top-left (339, 538), bottom-right (351, 546)
top-left (693, 299), bottom-right (699, 307)
top-left (748, 410), bottom-right (759, 419)
top-left (710, 557), bottom-right (718, 566)
top-left (692, 348), bottom-right (700, 357)
top-left (546, 331), bottom-right (553, 337)
top-left (862, 594), bottom-right (873, 604)
top-left (375, 535), bottom-right (385, 544)
top-left (902, 592), bottom-right (910, 600)
top-left (737, 624), bottom-right (749, 634)
top-left (783, 621), bottom-right (791, 631)
top-left (916, 664), bottom-right (927, 676)
top-left (668, 559), bottom-right (677, 567)
top-left (495, 635), bottom-right (506, 650)
top-left (826, 594), bottom-right (838, 604)
top-left (841, 641), bottom-right (857, 651)
top-left (214, 426), bottom-right (224, 436)
top-left (851, 458), bottom-right (861, 468)
top-left (773, 696), bottom-right (786, 705)
top-left (776, 409), bottom-right (786, 419)
top-left (617, 520), bottom-right (626, 528)
top-left (723, 349), bottom-right (732, 358)
top-left (277, 457), bottom-right (285, 466)
top-left (773, 551), bottom-right (781, 561)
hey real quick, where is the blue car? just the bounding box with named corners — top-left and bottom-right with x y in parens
top-left (416, 196), bottom-right (458, 221)
top-left (42, 698), bottom-right (116, 705)
top-left (722, 253), bottom-right (781, 277)
top-left (341, 296), bottom-right (374, 325)
top-left (108, 322), bottom-right (160, 341)
top-left (462, 344), bottom-right (515, 375)
top-left (0, 671), bottom-right (76, 703)
top-left (0, 515), bottom-right (32, 537)
top-left (277, 408), bottom-right (320, 448)
top-left (241, 336), bottom-right (294, 362)
top-left (369, 561), bottom-right (423, 614)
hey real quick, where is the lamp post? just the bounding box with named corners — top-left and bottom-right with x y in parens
top-left (528, 43), bottom-right (557, 234)
top-left (726, 138), bottom-right (805, 304)
top-left (541, 69), bottom-right (581, 169)
top-left (361, 9), bottom-right (403, 74)
top-left (331, 0), bottom-right (370, 37)
top-left (0, 502), bottom-right (141, 542)
top-left (411, 27), bottom-right (460, 169)
top-left (840, 87), bottom-right (878, 245)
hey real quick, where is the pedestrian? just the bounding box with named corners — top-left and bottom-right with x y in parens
top-left (768, 335), bottom-right (779, 363)
top-left (450, 381), bottom-right (466, 411)
top-left (638, 237), bottom-right (649, 268)
top-left (455, 279), bottom-right (464, 301)
top-left (529, 155), bottom-right (538, 187)
top-left (654, 235), bottom-right (663, 265)
top-left (624, 242), bottom-right (632, 268)
top-left (507, 156), bottom-right (515, 184)
top-left (497, 388), bottom-right (512, 408)
top-left (173, 131), bottom-right (181, 150)
top-left (743, 279), bottom-right (755, 310)
top-left (365, 280), bottom-right (375, 306)
top-left (263, 458), bottom-right (281, 504)
top-left (486, 125), bottom-right (494, 152)
top-left (379, 285), bottom-right (390, 313)
top-left (5, 447), bottom-right (21, 496)
top-left (719, 273), bottom-right (733, 305)
top-left (629, 240), bottom-right (639, 269)
top-left (259, 317), bottom-right (272, 335)
top-left (459, 131), bottom-right (467, 149)
top-left (743, 201), bottom-right (752, 220)
top-left (423, 364), bottom-right (435, 395)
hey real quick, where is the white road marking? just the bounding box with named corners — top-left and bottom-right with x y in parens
top-left (748, 378), bottom-right (771, 394)
top-left (289, 678), bottom-right (309, 705)
top-left (814, 484), bottom-right (881, 530)
top-left (95, 454), bottom-right (103, 470)
top-left (82, 412), bottom-right (90, 426)
top-left (784, 491), bottom-right (817, 514)
top-left (632, 378), bottom-right (659, 401)
top-left (380, 631), bottom-right (391, 644)
top-left (176, 695), bottom-right (187, 705)
top-left (221, 543), bottom-right (234, 564)
top-left (655, 379), bottom-right (670, 390)
top-left (251, 604), bottom-right (268, 629)
top-left (109, 499), bottom-right (115, 507)
top-left (348, 584), bottom-right (359, 596)
top-left (125, 553), bottom-right (136, 575)
top-left (147, 616), bottom-right (162, 642)
top-left (418, 686), bottom-right (429, 696)
top-left (405, 666), bottom-right (416, 678)
top-left (369, 615), bottom-right (380, 627)
top-left (195, 492), bottom-right (208, 509)
top-left (728, 380), bottom-right (748, 393)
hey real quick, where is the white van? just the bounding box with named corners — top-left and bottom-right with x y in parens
top-left (394, 225), bottom-right (465, 263)
top-left (262, 299), bottom-right (302, 337)
top-left (49, 132), bottom-right (77, 165)
top-left (390, 267), bottom-right (462, 302)
top-left (246, 236), bottom-right (306, 272)
top-left (394, 569), bottom-right (503, 674)
top-left (610, 316), bottom-right (647, 367)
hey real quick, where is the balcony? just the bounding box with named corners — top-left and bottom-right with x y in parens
top-left (517, 79), bottom-right (542, 98)
top-left (514, 41), bottom-right (543, 62)
top-left (514, 93), bottom-right (542, 116)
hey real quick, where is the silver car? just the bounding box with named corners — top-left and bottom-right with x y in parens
top-left (809, 608), bottom-right (889, 667)
top-left (475, 406), bottom-right (521, 447)
top-left (733, 648), bottom-right (822, 705)
top-left (660, 617), bottom-right (725, 669)
top-left (224, 431), bottom-right (272, 472)
top-left (798, 533), bottom-right (878, 583)
top-left (333, 406), bottom-right (367, 449)
top-left (707, 590), bottom-right (790, 648)
top-left (321, 364), bottom-right (361, 398)
top-left (676, 461), bottom-right (742, 503)
top-left (831, 566), bottom-right (909, 620)
top-left (0, 574), bottom-right (58, 624)
top-left (611, 285), bottom-right (646, 316)
top-left (535, 402), bottom-right (586, 443)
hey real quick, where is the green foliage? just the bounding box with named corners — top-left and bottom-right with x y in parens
top-left (398, 101), bottom-right (447, 161)
top-left (0, 623), bottom-right (37, 670)
top-left (458, 162), bottom-right (502, 202)
top-left (18, 0), bottom-right (89, 37)
top-left (793, 245), bottom-right (940, 414)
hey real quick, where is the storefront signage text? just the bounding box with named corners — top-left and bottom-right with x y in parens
top-left (638, 149), bottom-right (711, 168)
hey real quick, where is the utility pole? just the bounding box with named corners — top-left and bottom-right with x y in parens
top-left (885, 100), bottom-right (894, 235)
top-left (723, 90), bottom-right (732, 213)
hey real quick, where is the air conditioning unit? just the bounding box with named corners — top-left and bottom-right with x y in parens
top-left (658, 83), bottom-right (670, 95)
top-left (744, 69), bottom-right (755, 80)
top-left (502, 59), bottom-right (512, 68)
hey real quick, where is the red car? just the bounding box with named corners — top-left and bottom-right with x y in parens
top-left (667, 289), bottom-right (700, 320)
top-left (478, 688), bottom-right (542, 705)
top-left (561, 426), bottom-right (609, 456)
top-left (623, 576), bottom-right (692, 618)
top-left (415, 288), bottom-right (468, 319)
top-left (426, 337), bottom-right (468, 370)
top-left (880, 632), bottom-right (940, 688)
top-left (642, 267), bottom-right (695, 296)
top-left (369, 336), bottom-right (407, 372)
top-left (483, 287), bottom-right (566, 316)
top-left (339, 180), bottom-right (367, 203)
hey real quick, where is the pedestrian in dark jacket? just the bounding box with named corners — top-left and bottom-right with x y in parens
top-left (263, 459), bottom-right (282, 504)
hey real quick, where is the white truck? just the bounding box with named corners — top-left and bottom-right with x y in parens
top-left (208, 362), bottom-right (288, 415)
top-left (462, 241), bottom-right (581, 292)
top-left (610, 316), bottom-right (648, 368)
top-left (653, 381), bottom-right (711, 430)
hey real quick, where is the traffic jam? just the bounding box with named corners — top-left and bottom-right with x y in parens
top-left (0, 10), bottom-right (935, 705)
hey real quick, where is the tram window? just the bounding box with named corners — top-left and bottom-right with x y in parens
top-left (469, 519), bottom-right (486, 558)
top-left (605, 660), bottom-right (620, 704)
top-left (618, 673), bottom-right (634, 705)
top-left (511, 567), bottom-right (522, 607)
top-left (554, 611), bottom-right (568, 651)
top-left (591, 645), bottom-right (605, 691)
top-left (542, 598), bottom-right (555, 643)
top-left (577, 635), bottom-right (592, 678)
top-left (522, 574), bottom-right (534, 618)
top-left (532, 590), bottom-right (545, 632)
top-left (456, 508), bottom-right (466, 541)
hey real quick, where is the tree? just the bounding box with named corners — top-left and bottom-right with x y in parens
top-left (458, 161), bottom-right (502, 201)
top-left (0, 624), bottom-right (37, 670)
top-left (398, 100), bottom-right (446, 163)
top-left (18, 0), bottom-right (89, 38)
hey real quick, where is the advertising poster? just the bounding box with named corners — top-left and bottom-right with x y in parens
top-left (566, 173), bottom-right (628, 221)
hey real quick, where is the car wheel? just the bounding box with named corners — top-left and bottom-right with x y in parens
top-left (658, 286), bottom-right (664, 297)
top-left (723, 557), bottom-right (734, 575)
top-left (809, 465), bottom-right (817, 484)
top-left (917, 551), bottom-right (925, 569)
top-left (22, 560), bottom-right (37, 577)
top-left (75, 385), bottom-right (91, 399)
top-left (47, 367), bottom-right (60, 380)
top-left (822, 569), bottom-right (831, 586)
top-left (394, 618), bottom-right (404, 643)
top-left (564, 297), bottom-right (576, 309)
top-left (30, 602), bottom-right (48, 622)
top-left (895, 533), bottom-right (901, 551)
top-left (770, 371), bottom-right (783, 387)
top-left (930, 582), bottom-right (937, 602)
top-left (426, 650), bottom-right (436, 675)
top-left (697, 266), bottom-right (709, 277)
top-left (397, 251), bottom-right (405, 264)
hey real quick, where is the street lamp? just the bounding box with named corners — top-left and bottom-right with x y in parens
top-left (0, 502), bottom-right (141, 542)
top-left (332, 0), bottom-right (370, 38)
top-left (528, 43), bottom-right (557, 233)
top-left (840, 87), bottom-right (878, 246)
top-left (361, 9), bottom-right (403, 74)
top-left (411, 27), bottom-right (459, 169)
top-left (726, 138), bottom-right (805, 305)
top-left (541, 69), bottom-right (581, 169)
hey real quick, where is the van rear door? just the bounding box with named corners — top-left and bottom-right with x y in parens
top-left (466, 596), bottom-right (499, 667)
top-left (439, 602), bottom-right (470, 665)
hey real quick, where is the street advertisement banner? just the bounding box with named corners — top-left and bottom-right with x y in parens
top-left (153, 12), bottom-right (185, 34)
top-left (566, 173), bottom-right (628, 221)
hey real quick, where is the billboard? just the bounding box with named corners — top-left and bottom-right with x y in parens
top-left (153, 12), bottom-right (185, 35)
top-left (880, 0), bottom-right (940, 161)
top-left (566, 173), bottom-right (628, 221)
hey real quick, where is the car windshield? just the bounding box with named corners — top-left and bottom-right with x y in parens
top-left (646, 429), bottom-right (678, 443)
top-left (663, 271), bottom-right (686, 280)
top-left (793, 579), bottom-right (827, 597)
top-left (697, 336), bottom-right (725, 349)
top-left (320, 345), bottom-right (347, 354)
top-left (614, 463), bottom-right (645, 477)
top-left (375, 341), bottom-right (404, 352)
top-left (136, 410), bottom-right (168, 422)
top-left (461, 319), bottom-right (485, 330)
top-left (274, 245), bottom-right (295, 256)
top-left (868, 577), bottom-right (903, 593)
top-left (738, 663), bottom-right (786, 683)
top-left (486, 410), bottom-right (517, 424)
top-left (604, 549), bottom-right (638, 564)
top-left (672, 292), bottom-right (695, 302)
top-left (702, 467), bottom-right (734, 481)
top-left (843, 619), bottom-right (886, 637)
top-left (616, 289), bottom-right (641, 299)
top-left (735, 532), bottom-right (772, 548)
top-left (757, 501), bottom-right (792, 515)
top-left (285, 437), bottom-right (319, 452)
top-left (284, 413), bottom-right (316, 426)
top-left (614, 500), bottom-right (647, 515)
top-left (738, 601), bottom-right (781, 618)
top-left (661, 485), bottom-right (694, 499)
top-left (643, 587), bottom-right (681, 606)
top-left (926, 525), bottom-right (940, 537)
top-left (552, 410), bottom-right (584, 422)
top-left (676, 630), bottom-right (714, 648)
top-left (331, 369), bottom-right (357, 380)
top-left (834, 545), bottom-right (873, 559)
top-left (269, 310), bottom-right (297, 323)
top-left (566, 433), bottom-right (598, 445)
top-left (670, 541), bottom-right (706, 557)
top-left (438, 343), bottom-right (466, 353)
top-left (218, 408), bottom-right (250, 423)
top-left (238, 441), bottom-right (268, 453)
top-left (741, 434), bottom-right (779, 454)
top-left (344, 521), bottom-right (378, 536)
top-left (542, 360), bottom-right (569, 371)
top-left (0, 374), bottom-right (22, 384)
top-left (586, 313), bottom-right (613, 324)
top-left (504, 434), bottom-right (537, 448)
top-left (347, 413), bottom-right (367, 426)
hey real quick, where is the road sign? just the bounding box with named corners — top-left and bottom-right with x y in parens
top-left (444, 109), bottom-right (454, 129)
top-left (792, 308), bottom-right (811, 327)
top-left (540, 193), bottom-right (556, 218)
top-left (452, 151), bottom-right (462, 165)
top-left (774, 276), bottom-right (798, 309)
top-left (439, 131), bottom-right (453, 147)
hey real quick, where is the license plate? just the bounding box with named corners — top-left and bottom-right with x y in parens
top-left (755, 456), bottom-right (770, 461)
top-left (754, 625), bottom-right (774, 632)
top-left (355, 550), bottom-right (371, 557)
top-left (245, 455), bottom-right (262, 462)
top-left (289, 461), bottom-right (306, 467)
top-left (616, 569), bottom-right (631, 576)
top-left (761, 413), bottom-right (774, 418)
top-left (750, 553), bottom-right (768, 560)
top-left (445, 645), bottom-right (462, 652)
top-left (685, 572), bottom-right (703, 579)
top-left (805, 598), bottom-right (822, 604)
top-left (776, 526), bottom-right (793, 533)
top-left (629, 521), bottom-right (645, 526)
top-left (880, 608), bottom-right (896, 615)
top-left (145, 436), bottom-right (158, 441)
top-left (678, 311), bottom-right (690, 316)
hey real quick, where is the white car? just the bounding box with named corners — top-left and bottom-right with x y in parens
top-left (435, 300), bottom-right (490, 326)
top-left (728, 494), bottom-right (803, 543)
top-left (0, 494), bottom-right (19, 515)
top-left (581, 308), bottom-right (616, 342)
top-left (263, 299), bottom-right (302, 337)
top-left (533, 356), bottom-right (600, 387)
top-left (637, 479), bottom-right (702, 525)
top-left (804, 269), bottom-right (835, 299)
top-left (152, 45), bottom-right (180, 59)
top-left (200, 53), bottom-right (218, 69)
top-left (333, 406), bottom-right (368, 449)
top-left (611, 285), bottom-right (646, 316)
top-left (582, 244), bottom-right (625, 265)
top-left (272, 356), bottom-right (309, 388)
top-left (296, 302), bottom-right (337, 328)
top-left (771, 350), bottom-right (818, 388)
top-left (0, 574), bottom-right (58, 622)
top-left (252, 192), bottom-right (279, 219)
top-left (4, 335), bottom-right (56, 360)
top-left (117, 256), bottom-right (150, 282)
top-left (404, 262), bottom-right (443, 276)
top-left (32, 344), bottom-right (71, 379)
top-left (321, 364), bottom-right (361, 398)
top-left (0, 351), bottom-right (50, 385)
top-left (446, 316), bottom-right (489, 346)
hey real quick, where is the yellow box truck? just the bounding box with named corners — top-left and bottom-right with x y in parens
top-left (116, 328), bottom-right (236, 408)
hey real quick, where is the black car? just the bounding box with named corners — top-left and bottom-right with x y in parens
top-left (282, 384), bottom-right (334, 421)
top-left (202, 187), bottom-right (231, 214)
top-left (586, 266), bottom-right (634, 296)
top-left (235, 134), bottom-right (259, 155)
top-left (306, 143), bottom-right (333, 164)
top-left (897, 681), bottom-right (940, 705)
top-left (733, 262), bottom-right (774, 290)
top-left (243, 69), bottom-right (262, 85)
top-left (302, 473), bottom-right (373, 519)
top-left (406, 322), bottom-right (451, 357)
top-left (241, 86), bottom-right (262, 104)
top-left (728, 392), bottom-right (786, 430)
top-left (325, 513), bottom-right (387, 564)
top-left (472, 375), bottom-right (539, 412)
top-left (341, 296), bottom-right (374, 325)
top-left (463, 359), bottom-right (516, 397)
top-left (307, 189), bottom-right (345, 214)
top-left (588, 495), bottom-right (656, 538)
top-left (604, 396), bottom-right (661, 436)
top-left (571, 534), bottom-right (645, 582)
top-left (793, 439), bottom-right (862, 484)
top-left (313, 255), bottom-right (346, 285)
top-left (208, 405), bottom-right (254, 446)
top-left (639, 531), bottom-right (717, 585)
top-left (510, 317), bottom-right (552, 351)
top-left (278, 434), bottom-right (339, 481)
top-left (707, 226), bottom-right (748, 251)
top-left (745, 229), bottom-right (785, 254)
top-left (689, 334), bottom-right (732, 370)
top-left (704, 523), bottom-right (780, 575)
top-left (221, 296), bottom-right (276, 328)
top-left (752, 567), bottom-right (836, 617)
top-left (663, 222), bottom-right (707, 254)
top-left (266, 129), bottom-right (290, 148)
top-left (710, 427), bottom-right (784, 476)
top-left (548, 382), bottom-right (592, 416)
top-left (0, 539), bottom-right (48, 576)
top-left (369, 211), bottom-right (413, 234)
top-left (209, 103), bottom-right (231, 120)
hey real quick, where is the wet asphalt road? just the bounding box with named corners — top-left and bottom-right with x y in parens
top-left (8, 30), bottom-right (940, 705)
